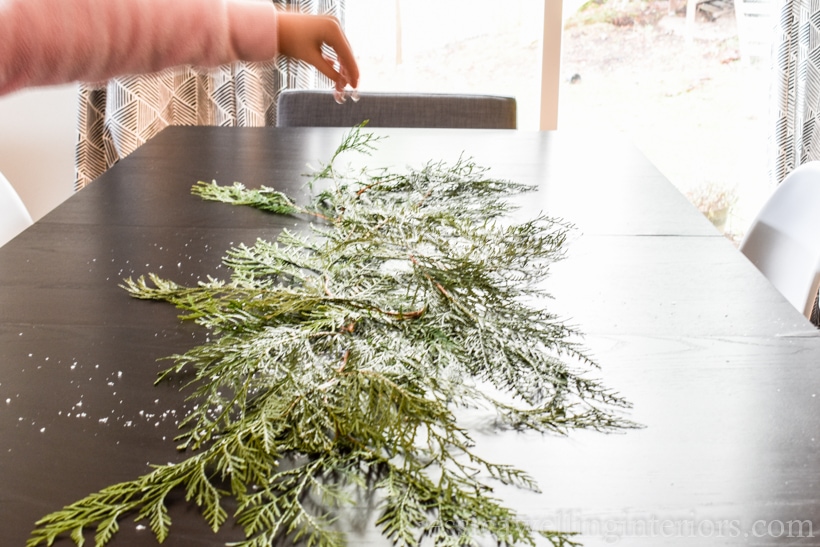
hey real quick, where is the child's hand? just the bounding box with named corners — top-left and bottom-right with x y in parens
top-left (277, 11), bottom-right (359, 93)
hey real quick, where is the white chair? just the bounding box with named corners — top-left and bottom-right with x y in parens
top-left (739, 161), bottom-right (820, 319)
top-left (0, 170), bottom-right (33, 247)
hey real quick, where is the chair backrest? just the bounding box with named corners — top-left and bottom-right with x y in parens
top-left (0, 171), bottom-right (33, 247)
top-left (276, 90), bottom-right (517, 129)
top-left (739, 161), bottom-right (820, 318)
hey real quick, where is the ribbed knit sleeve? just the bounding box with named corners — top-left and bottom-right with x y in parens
top-left (0, 0), bottom-right (278, 95)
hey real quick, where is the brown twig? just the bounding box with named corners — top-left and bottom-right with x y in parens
top-left (408, 254), bottom-right (455, 302)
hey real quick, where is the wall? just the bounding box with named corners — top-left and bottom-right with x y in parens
top-left (0, 85), bottom-right (78, 221)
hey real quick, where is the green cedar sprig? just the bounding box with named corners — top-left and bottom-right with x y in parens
top-left (28, 125), bottom-right (636, 547)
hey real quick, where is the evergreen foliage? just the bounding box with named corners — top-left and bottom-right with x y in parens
top-left (28, 126), bottom-right (635, 547)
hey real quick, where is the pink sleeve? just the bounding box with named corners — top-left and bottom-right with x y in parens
top-left (0, 0), bottom-right (279, 96)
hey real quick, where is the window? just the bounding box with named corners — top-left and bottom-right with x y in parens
top-left (345, 0), bottom-right (546, 130)
top-left (345, 0), bottom-right (775, 240)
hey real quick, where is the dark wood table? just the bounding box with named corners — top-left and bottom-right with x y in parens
top-left (2, 126), bottom-right (819, 546)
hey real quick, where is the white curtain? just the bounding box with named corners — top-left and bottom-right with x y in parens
top-left (75, 0), bottom-right (345, 190)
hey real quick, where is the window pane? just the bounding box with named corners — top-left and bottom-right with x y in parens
top-left (345, 0), bottom-right (545, 129)
top-left (559, 0), bottom-right (774, 241)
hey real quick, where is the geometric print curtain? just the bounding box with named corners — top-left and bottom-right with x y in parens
top-left (770, 0), bottom-right (820, 186)
top-left (75, 0), bottom-right (345, 190)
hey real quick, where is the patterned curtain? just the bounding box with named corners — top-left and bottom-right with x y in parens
top-left (75, 0), bottom-right (345, 190)
top-left (771, 0), bottom-right (820, 185)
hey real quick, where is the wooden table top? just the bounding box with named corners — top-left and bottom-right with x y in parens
top-left (1, 126), bottom-right (819, 546)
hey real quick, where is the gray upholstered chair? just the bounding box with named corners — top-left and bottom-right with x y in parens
top-left (276, 90), bottom-right (517, 129)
